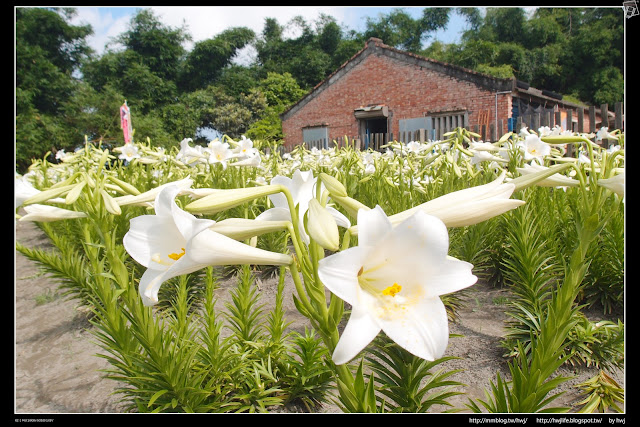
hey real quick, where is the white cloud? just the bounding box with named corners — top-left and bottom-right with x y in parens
top-left (71, 7), bottom-right (131, 54)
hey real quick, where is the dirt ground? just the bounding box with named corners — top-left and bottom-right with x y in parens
top-left (14, 217), bottom-right (624, 414)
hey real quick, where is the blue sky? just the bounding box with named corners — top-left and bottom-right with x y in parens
top-left (69, 6), bottom-right (469, 60)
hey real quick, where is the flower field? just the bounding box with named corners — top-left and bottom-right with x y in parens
top-left (15, 126), bottom-right (624, 414)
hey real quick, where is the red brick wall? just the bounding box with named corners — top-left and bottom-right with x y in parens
top-left (282, 52), bottom-right (513, 148)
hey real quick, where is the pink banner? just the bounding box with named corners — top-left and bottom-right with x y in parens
top-left (120, 102), bottom-right (133, 144)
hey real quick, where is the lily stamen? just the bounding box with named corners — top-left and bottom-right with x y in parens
top-left (168, 248), bottom-right (186, 260)
top-left (358, 275), bottom-right (402, 299)
top-left (382, 283), bottom-right (402, 297)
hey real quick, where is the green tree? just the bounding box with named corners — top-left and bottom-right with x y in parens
top-left (246, 72), bottom-right (306, 141)
top-left (254, 15), bottom-right (361, 90)
top-left (565, 8), bottom-right (624, 106)
top-left (364, 7), bottom-right (451, 53)
top-left (179, 27), bottom-right (255, 92)
top-left (116, 8), bottom-right (189, 82)
top-left (16, 7), bottom-right (93, 172)
top-left (16, 7), bottom-right (92, 114)
top-left (82, 8), bottom-right (190, 113)
top-left (443, 7), bottom-right (623, 106)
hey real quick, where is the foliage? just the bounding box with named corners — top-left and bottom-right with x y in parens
top-left (576, 370), bottom-right (624, 413)
top-left (365, 334), bottom-right (464, 412)
top-left (450, 7), bottom-right (623, 105)
top-left (179, 27), bottom-right (255, 92)
top-left (363, 7), bottom-right (451, 53)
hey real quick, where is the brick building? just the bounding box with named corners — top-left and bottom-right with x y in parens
top-left (280, 37), bottom-right (612, 151)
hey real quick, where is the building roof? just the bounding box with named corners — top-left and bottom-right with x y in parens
top-left (281, 37), bottom-right (590, 121)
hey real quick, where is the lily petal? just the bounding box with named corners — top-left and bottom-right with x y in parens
top-left (332, 304), bottom-right (381, 365)
top-left (317, 246), bottom-right (370, 305)
top-left (381, 297), bottom-right (449, 360)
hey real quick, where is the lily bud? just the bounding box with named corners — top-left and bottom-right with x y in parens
top-left (184, 184), bottom-right (283, 215)
top-left (115, 178), bottom-right (193, 207)
top-left (107, 175), bottom-right (141, 196)
top-left (101, 189), bottom-right (122, 215)
top-left (319, 173), bottom-right (347, 197)
top-left (352, 173), bottom-right (524, 233)
top-left (329, 194), bottom-right (371, 219)
top-left (65, 181), bottom-right (87, 204)
top-left (19, 204), bottom-right (87, 222)
top-left (22, 184), bottom-right (77, 206)
top-left (209, 218), bottom-right (290, 241)
top-left (306, 199), bottom-right (340, 251)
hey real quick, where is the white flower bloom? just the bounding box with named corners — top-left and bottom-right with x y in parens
top-left (518, 134), bottom-right (551, 162)
top-left (55, 149), bottom-right (67, 161)
top-left (596, 127), bottom-right (619, 142)
top-left (515, 163), bottom-right (579, 188)
top-left (597, 171), bottom-right (624, 198)
top-left (233, 136), bottom-right (259, 159)
top-left (538, 126), bottom-right (553, 136)
top-left (117, 144), bottom-right (141, 162)
top-left (231, 151), bottom-right (262, 168)
top-left (375, 172), bottom-right (525, 229)
top-left (519, 126), bottom-right (531, 138)
top-left (15, 176), bottom-right (42, 208)
top-left (256, 170), bottom-right (350, 245)
top-left (406, 141), bottom-right (425, 154)
top-left (208, 140), bottom-right (231, 169)
top-left (176, 138), bottom-right (207, 165)
top-left (123, 183), bottom-right (292, 306)
top-left (470, 149), bottom-right (507, 166)
top-left (318, 206), bottom-right (477, 364)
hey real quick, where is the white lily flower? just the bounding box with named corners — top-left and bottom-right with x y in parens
top-left (176, 138), bottom-right (208, 165)
top-left (233, 136), bottom-right (259, 159)
top-left (519, 126), bottom-right (531, 138)
top-left (470, 149), bottom-right (508, 166)
top-left (597, 171), bottom-right (624, 198)
top-left (349, 173), bottom-right (524, 231)
top-left (55, 149), bottom-right (67, 161)
top-left (208, 140), bottom-right (231, 169)
top-left (515, 163), bottom-right (580, 188)
top-left (117, 144), bottom-right (141, 162)
top-left (123, 184), bottom-right (292, 306)
top-left (231, 152), bottom-right (262, 168)
top-left (607, 145), bottom-right (621, 154)
top-left (596, 127), bottom-right (619, 142)
top-left (318, 206), bottom-right (477, 364)
top-left (15, 176), bottom-right (42, 208)
top-left (518, 134), bottom-right (551, 162)
top-left (256, 170), bottom-right (350, 245)
top-left (18, 204), bottom-right (87, 222)
top-left (406, 141), bottom-right (426, 154)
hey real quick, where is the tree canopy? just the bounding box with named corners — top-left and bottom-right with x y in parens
top-left (15, 6), bottom-right (625, 172)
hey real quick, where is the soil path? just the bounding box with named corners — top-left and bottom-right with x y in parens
top-left (14, 218), bottom-right (624, 414)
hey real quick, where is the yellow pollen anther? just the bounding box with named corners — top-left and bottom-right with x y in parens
top-left (382, 283), bottom-right (402, 297)
top-left (168, 248), bottom-right (186, 261)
